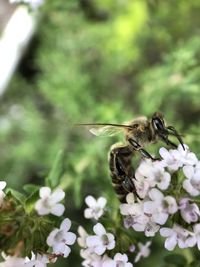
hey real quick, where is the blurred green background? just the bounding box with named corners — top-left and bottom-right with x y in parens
top-left (1, 0), bottom-right (200, 265)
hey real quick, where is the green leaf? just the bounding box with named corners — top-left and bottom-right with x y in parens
top-left (25, 189), bottom-right (39, 213)
top-left (6, 188), bottom-right (26, 204)
top-left (164, 254), bottom-right (187, 267)
top-left (23, 184), bottom-right (40, 195)
top-left (45, 150), bottom-right (65, 188)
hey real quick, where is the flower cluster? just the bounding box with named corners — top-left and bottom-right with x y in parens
top-left (120, 144), bottom-right (200, 251)
top-left (0, 185), bottom-right (76, 266)
top-left (78, 223), bottom-right (133, 267)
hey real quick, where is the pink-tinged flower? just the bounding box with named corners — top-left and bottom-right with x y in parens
top-left (179, 198), bottom-right (200, 223)
top-left (134, 241), bottom-right (151, 263)
top-left (143, 188), bottom-right (178, 225)
top-left (183, 164), bottom-right (200, 196)
top-left (84, 195), bottom-right (107, 220)
top-left (120, 194), bottom-right (159, 236)
top-left (160, 224), bottom-right (196, 251)
top-left (47, 218), bottom-right (76, 258)
top-left (86, 223), bottom-right (115, 255)
top-left (35, 187), bottom-right (65, 216)
top-left (112, 253), bottom-right (133, 267)
top-left (0, 181), bottom-right (6, 206)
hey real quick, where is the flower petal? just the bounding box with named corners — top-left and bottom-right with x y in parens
top-left (93, 223), bottom-right (106, 236)
top-left (60, 218), bottom-right (71, 231)
top-left (51, 203), bottom-right (65, 216)
top-left (85, 195), bottom-right (96, 207)
top-left (63, 232), bottom-right (76, 245)
top-left (39, 187), bottom-right (51, 198)
top-left (50, 188), bottom-right (65, 203)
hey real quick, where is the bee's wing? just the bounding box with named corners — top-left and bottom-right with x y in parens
top-left (76, 123), bottom-right (131, 137)
top-left (89, 125), bottom-right (124, 137)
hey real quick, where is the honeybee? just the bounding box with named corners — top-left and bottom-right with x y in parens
top-left (78, 112), bottom-right (184, 202)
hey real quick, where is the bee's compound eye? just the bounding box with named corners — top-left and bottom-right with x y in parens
top-left (153, 118), bottom-right (164, 132)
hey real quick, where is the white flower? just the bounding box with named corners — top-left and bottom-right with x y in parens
top-left (160, 224), bottom-right (196, 251)
top-left (9, 0), bottom-right (44, 10)
top-left (47, 218), bottom-right (76, 258)
top-left (120, 194), bottom-right (159, 236)
top-left (175, 144), bottom-right (198, 166)
top-left (183, 164), bottom-right (200, 196)
top-left (86, 223), bottom-right (115, 255)
top-left (84, 195), bottom-right (107, 220)
top-left (160, 145), bottom-right (198, 172)
top-left (192, 223), bottom-right (200, 250)
top-left (143, 188), bottom-right (178, 225)
top-left (35, 187), bottom-right (65, 216)
top-left (95, 255), bottom-right (114, 267)
top-left (78, 226), bottom-right (88, 248)
top-left (29, 253), bottom-right (52, 267)
top-left (134, 241), bottom-right (151, 263)
top-left (0, 253), bottom-right (32, 267)
top-left (80, 248), bottom-right (101, 267)
top-left (0, 181), bottom-right (6, 206)
top-left (113, 253), bottom-right (133, 267)
top-left (159, 147), bottom-right (182, 171)
top-left (135, 160), bottom-right (171, 191)
top-left (179, 198), bottom-right (200, 223)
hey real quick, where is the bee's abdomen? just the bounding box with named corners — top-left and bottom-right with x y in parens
top-left (109, 144), bottom-right (134, 202)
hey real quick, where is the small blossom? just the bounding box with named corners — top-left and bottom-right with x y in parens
top-left (134, 241), bottom-right (151, 263)
top-left (47, 218), bottom-right (76, 258)
top-left (35, 187), bottom-right (65, 216)
top-left (179, 198), bottom-right (200, 223)
top-left (160, 224), bottom-right (196, 251)
top-left (0, 181), bottom-right (6, 206)
top-left (183, 164), bottom-right (200, 196)
top-left (0, 253), bottom-right (32, 267)
top-left (113, 253), bottom-right (133, 267)
top-left (192, 223), bottom-right (200, 250)
top-left (78, 226), bottom-right (88, 248)
top-left (84, 195), bottom-right (107, 220)
top-left (175, 144), bottom-right (198, 166)
top-left (143, 188), bottom-right (178, 225)
top-left (29, 253), bottom-right (52, 267)
top-left (135, 160), bottom-right (171, 191)
top-left (159, 147), bottom-right (182, 171)
top-left (86, 223), bottom-right (115, 255)
top-left (80, 248), bottom-right (101, 267)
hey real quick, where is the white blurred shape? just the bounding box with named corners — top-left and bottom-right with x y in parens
top-left (0, 6), bottom-right (36, 95)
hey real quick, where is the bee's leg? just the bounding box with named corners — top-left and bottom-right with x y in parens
top-left (160, 135), bottom-right (177, 149)
top-left (109, 144), bottom-right (136, 202)
top-left (128, 138), bottom-right (159, 161)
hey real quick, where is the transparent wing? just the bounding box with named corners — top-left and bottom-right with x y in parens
top-left (89, 125), bottom-right (124, 137)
